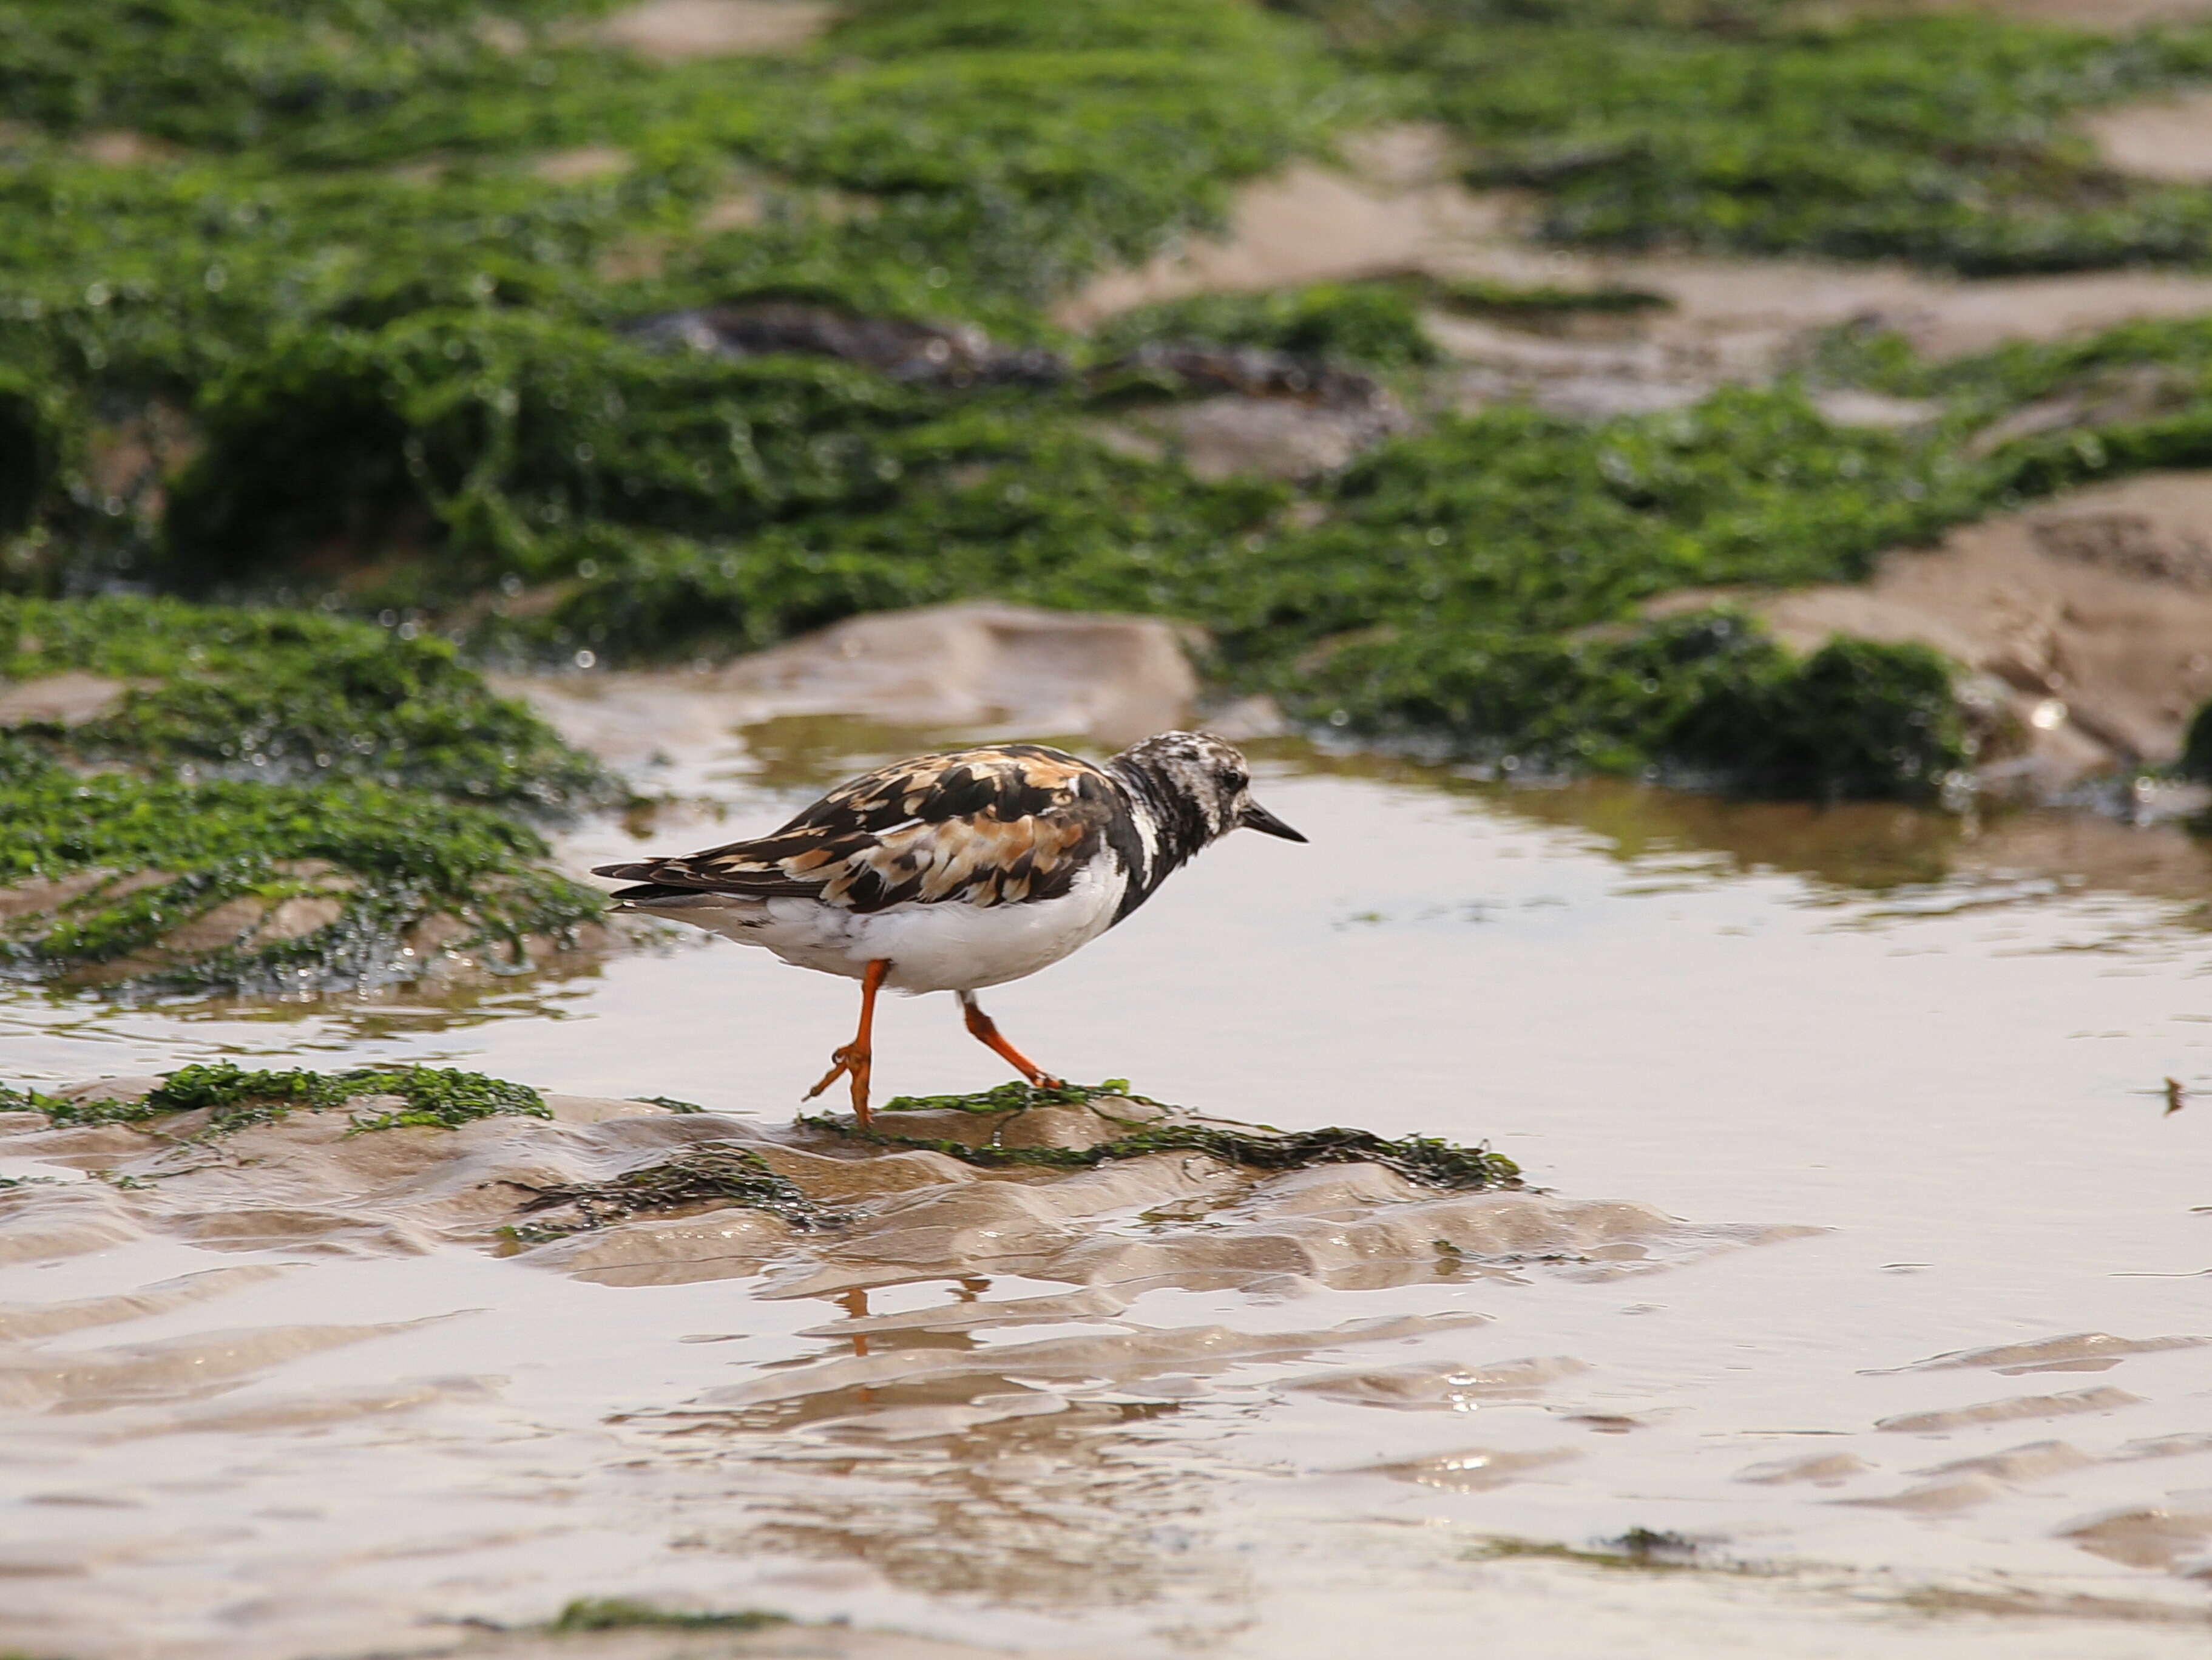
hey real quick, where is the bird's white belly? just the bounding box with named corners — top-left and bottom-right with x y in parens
top-left (639, 861), bottom-right (1126, 994)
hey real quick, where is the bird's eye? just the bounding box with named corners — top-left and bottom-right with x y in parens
top-left (1225, 770), bottom-right (1248, 792)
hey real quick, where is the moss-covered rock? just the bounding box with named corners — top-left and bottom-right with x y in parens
top-left (0, 740), bottom-right (604, 994)
top-left (1295, 612), bottom-right (1966, 798)
top-left (0, 594), bottom-right (613, 808)
top-left (0, 594), bottom-right (610, 994)
top-left (803, 1079), bottom-right (1524, 1188)
top-left (9, 1061), bottom-right (552, 1136)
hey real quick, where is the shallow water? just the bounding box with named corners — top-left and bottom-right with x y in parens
top-left (7, 716), bottom-right (2212, 1659)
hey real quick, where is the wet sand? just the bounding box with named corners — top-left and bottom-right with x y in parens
top-left (4, 705), bottom-right (2212, 1658)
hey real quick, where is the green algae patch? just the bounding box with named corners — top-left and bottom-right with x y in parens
top-left (0, 592), bottom-right (614, 994)
top-left (1094, 282), bottom-right (1438, 370)
top-left (13, 1062), bottom-right (549, 1137)
top-left (2180, 700), bottom-right (2212, 784)
top-left (0, 740), bottom-right (604, 995)
top-left (802, 1081), bottom-right (1524, 1191)
top-left (1471, 1526), bottom-right (1717, 1573)
top-left (0, 594), bottom-right (614, 811)
top-left (547, 1599), bottom-right (790, 1634)
top-left (13, 0), bottom-right (2205, 805)
top-left (509, 1143), bottom-right (851, 1241)
top-left (1297, 614), bottom-right (1966, 799)
top-left (1321, 2), bottom-right (2212, 276)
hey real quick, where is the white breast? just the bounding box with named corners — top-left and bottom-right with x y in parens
top-left (631, 855), bottom-right (1130, 995)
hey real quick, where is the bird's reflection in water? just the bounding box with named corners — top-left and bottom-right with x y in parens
top-left (637, 1275), bottom-right (1259, 1613)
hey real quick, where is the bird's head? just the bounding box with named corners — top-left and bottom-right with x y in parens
top-left (1111, 731), bottom-right (1307, 848)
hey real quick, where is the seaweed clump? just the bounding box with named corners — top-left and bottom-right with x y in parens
top-left (509, 1143), bottom-right (853, 1242)
top-left (802, 1080), bottom-right (1524, 1190)
top-left (8, 1062), bottom-right (549, 1137)
top-left (548, 1600), bottom-right (789, 1634)
top-left (1095, 282), bottom-right (1439, 370)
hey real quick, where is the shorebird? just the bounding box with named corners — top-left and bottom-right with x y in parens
top-left (592, 731), bottom-right (1305, 1125)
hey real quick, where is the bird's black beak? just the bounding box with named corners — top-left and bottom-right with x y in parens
top-left (1239, 800), bottom-right (1307, 843)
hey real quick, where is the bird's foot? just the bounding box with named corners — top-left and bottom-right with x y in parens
top-left (805, 1044), bottom-right (873, 1127)
top-left (803, 1048), bottom-right (851, 1099)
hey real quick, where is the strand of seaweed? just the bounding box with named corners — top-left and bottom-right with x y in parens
top-left (800, 1080), bottom-right (1523, 1190)
top-left (507, 1145), bottom-right (851, 1243)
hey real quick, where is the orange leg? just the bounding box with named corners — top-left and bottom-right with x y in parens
top-left (958, 991), bottom-right (1064, 1089)
top-left (807, 958), bottom-right (890, 1126)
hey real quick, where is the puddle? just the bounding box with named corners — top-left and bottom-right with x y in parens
top-left (5, 709), bottom-right (2212, 1658)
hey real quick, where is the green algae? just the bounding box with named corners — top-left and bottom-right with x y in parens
top-left (1297, 614), bottom-right (1966, 798)
top-left (801, 1080), bottom-right (1524, 1190)
top-left (1087, 276), bottom-right (1668, 371)
top-left (1421, 276), bottom-right (1669, 318)
top-left (509, 1142), bottom-right (851, 1241)
top-left (1094, 282), bottom-right (1438, 369)
top-left (0, 589), bottom-right (614, 993)
top-left (2182, 702), bottom-right (2212, 784)
top-left (0, 739), bottom-right (603, 994)
top-left (10, 1062), bottom-right (549, 1136)
top-left (547, 1599), bottom-right (788, 1633)
top-left (10, 0), bottom-right (2210, 807)
top-left (1472, 1526), bottom-right (1717, 1573)
top-left (1317, 2), bottom-right (2212, 275)
top-left (0, 594), bottom-right (614, 810)
top-left (518, 381), bottom-right (1989, 794)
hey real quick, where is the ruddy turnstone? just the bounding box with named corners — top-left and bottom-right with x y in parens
top-left (592, 731), bottom-right (1305, 1125)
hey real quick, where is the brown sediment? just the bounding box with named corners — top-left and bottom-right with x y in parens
top-left (594, 0), bottom-right (836, 61)
top-left (1061, 127), bottom-right (2212, 419)
top-left (530, 146), bottom-right (633, 184)
top-left (2083, 89), bottom-right (2212, 185)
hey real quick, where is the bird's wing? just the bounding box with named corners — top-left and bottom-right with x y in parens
top-left (594, 744), bottom-right (1123, 913)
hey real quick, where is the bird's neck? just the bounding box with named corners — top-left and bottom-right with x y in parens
top-left (1104, 755), bottom-right (1215, 920)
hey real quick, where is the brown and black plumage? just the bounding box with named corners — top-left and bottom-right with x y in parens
top-left (592, 733), bottom-right (1305, 1123)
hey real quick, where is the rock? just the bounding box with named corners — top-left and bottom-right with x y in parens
top-left (1126, 393), bottom-right (1404, 481)
top-left (515, 602), bottom-right (1205, 757)
top-left (0, 672), bottom-right (134, 728)
top-left (595, 0), bottom-right (833, 60)
top-left (529, 144), bottom-right (631, 183)
top-left (0, 869), bottom-right (164, 923)
top-left (1057, 152), bottom-right (1514, 328)
top-left (720, 603), bottom-right (1204, 748)
top-left (625, 300), bottom-right (1067, 390)
top-left (250, 895), bottom-right (346, 945)
top-left (153, 895), bottom-right (268, 955)
top-left (2083, 88), bottom-right (2212, 183)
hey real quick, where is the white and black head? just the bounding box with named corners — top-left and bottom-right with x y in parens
top-left (1108, 731), bottom-right (1306, 884)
